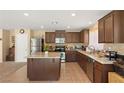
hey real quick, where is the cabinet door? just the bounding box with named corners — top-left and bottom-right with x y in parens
top-left (45, 58), bottom-right (60, 80)
top-left (98, 19), bottom-right (105, 43)
top-left (71, 32), bottom-right (80, 43)
top-left (55, 30), bottom-right (65, 38)
top-left (50, 32), bottom-right (55, 43)
top-left (65, 51), bottom-right (76, 62)
top-left (94, 68), bottom-right (103, 83)
top-left (81, 54), bottom-right (87, 73)
top-left (45, 32), bottom-right (50, 43)
top-left (71, 33), bottom-right (76, 42)
top-left (45, 32), bottom-right (55, 43)
top-left (104, 14), bottom-right (114, 43)
top-left (80, 31), bottom-right (84, 43)
top-left (84, 30), bottom-right (89, 45)
top-left (77, 52), bottom-right (87, 72)
top-left (80, 30), bottom-right (89, 44)
top-left (94, 62), bottom-right (103, 83)
top-left (75, 32), bottom-right (80, 43)
top-left (65, 32), bottom-right (72, 43)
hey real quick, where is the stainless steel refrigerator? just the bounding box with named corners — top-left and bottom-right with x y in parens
top-left (30, 38), bottom-right (44, 54)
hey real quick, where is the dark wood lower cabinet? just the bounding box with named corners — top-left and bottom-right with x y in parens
top-left (27, 58), bottom-right (61, 81)
top-left (77, 52), bottom-right (87, 73)
top-left (94, 67), bottom-right (103, 83)
top-left (94, 61), bottom-right (114, 83)
top-left (76, 51), bottom-right (114, 83)
top-left (65, 51), bottom-right (76, 62)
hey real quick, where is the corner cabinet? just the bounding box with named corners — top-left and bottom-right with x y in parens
top-left (80, 29), bottom-right (89, 44)
top-left (98, 10), bottom-right (124, 43)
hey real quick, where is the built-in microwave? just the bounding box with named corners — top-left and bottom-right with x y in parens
top-left (55, 38), bottom-right (65, 44)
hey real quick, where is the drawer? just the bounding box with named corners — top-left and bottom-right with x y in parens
top-left (94, 62), bottom-right (103, 70)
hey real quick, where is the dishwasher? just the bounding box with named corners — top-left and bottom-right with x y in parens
top-left (87, 58), bottom-right (95, 82)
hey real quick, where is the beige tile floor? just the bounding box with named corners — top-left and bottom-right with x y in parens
top-left (0, 62), bottom-right (91, 83)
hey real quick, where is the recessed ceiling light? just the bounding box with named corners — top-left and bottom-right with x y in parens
top-left (41, 25), bottom-right (44, 29)
top-left (71, 13), bottom-right (76, 16)
top-left (67, 26), bottom-right (70, 29)
top-left (24, 13), bottom-right (29, 16)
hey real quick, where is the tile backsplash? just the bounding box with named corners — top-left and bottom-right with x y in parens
top-left (104, 44), bottom-right (124, 55)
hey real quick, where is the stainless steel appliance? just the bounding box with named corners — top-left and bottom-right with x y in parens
top-left (87, 58), bottom-right (94, 82)
top-left (55, 46), bottom-right (65, 62)
top-left (55, 38), bottom-right (65, 44)
top-left (30, 38), bottom-right (44, 54)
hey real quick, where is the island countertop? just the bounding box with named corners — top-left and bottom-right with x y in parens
top-left (28, 52), bottom-right (60, 59)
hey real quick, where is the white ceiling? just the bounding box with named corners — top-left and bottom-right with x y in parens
top-left (0, 10), bottom-right (111, 31)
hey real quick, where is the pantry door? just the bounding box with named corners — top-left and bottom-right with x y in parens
top-left (15, 34), bottom-right (29, 62)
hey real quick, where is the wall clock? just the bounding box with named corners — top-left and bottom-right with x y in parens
top-left (20, 29), bottom-right (25, 34)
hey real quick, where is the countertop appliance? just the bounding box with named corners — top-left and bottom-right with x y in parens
top-left (30, 38), bottom-right (44, 54)
top-left (55, 46), bottom-right (65, 62)
top-left (105, 51), bottom-right (117, 61)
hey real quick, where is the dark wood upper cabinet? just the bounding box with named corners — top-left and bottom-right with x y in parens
top-left (98, 13), bottom-right (114, 43)
top-left (66, 32), bottom-right (80, 43)
top-left (80, 29), bottom-right (89, 44)
top-left (80, 31), bottom-right (84, 43)
top-left (104, 14), bottom-right (114, 43)
top-left (98, 10), bottom-right (124, 43)
top-left (65, 32), bottom-right (72, 43)
top-left (45, 30), bottom-right (89, 43)
top-left (45, 32), bottom-right (55, 43)
top-left (84, 30), bottom-right (89, 44)
top-left (55, 30), bottom-right (65, 38)
top-left (113, 11), bottom-right (124, 43)
top-left (98, 19), bottom-right (105, 43)
top-left (71, 32), bottom-right (80, 43)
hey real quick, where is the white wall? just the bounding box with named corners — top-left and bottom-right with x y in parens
top-left (0, 29), bottom-right (3, 62)
top-left (31, 30), bottom-right (45, 39)
top-left (15, 29), bottom-right (30, 62)
top-left (89, 23), bottom-right (104, 50)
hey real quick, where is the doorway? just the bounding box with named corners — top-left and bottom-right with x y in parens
top-left (15, 33), bottom-right (29, 62)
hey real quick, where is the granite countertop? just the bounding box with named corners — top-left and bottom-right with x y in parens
top-left (77, 50), bottom-right (116, 64)
top-left (28, 52), bottom-right (60, 59)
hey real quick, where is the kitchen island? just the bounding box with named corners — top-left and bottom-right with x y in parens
top-left (27, 52), bottom-right (61, 81)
